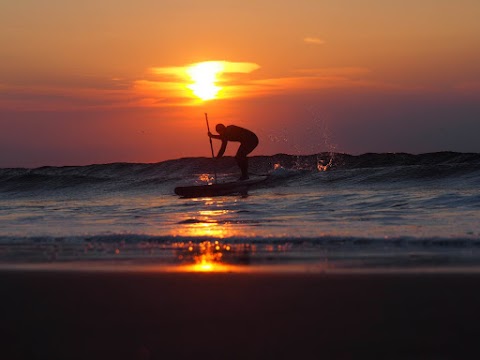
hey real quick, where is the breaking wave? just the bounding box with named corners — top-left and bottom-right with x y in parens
top-left (1, 152), bottom-right (479, 195)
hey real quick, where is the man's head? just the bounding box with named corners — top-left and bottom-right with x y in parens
top-left (216, 124), bottom-right (226, 134)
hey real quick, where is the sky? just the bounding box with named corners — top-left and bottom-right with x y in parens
top-left (1, 0), bottom-right (480, 167)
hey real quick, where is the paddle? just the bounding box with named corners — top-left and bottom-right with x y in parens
top-left (205, 113), bottom-right (217, 183)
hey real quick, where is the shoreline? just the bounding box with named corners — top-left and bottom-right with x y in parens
top-left (2, 259), bottom-right (480, 274)
top-left (1, 269), bottom-right (479, 359)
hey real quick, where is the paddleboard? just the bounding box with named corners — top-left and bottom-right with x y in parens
top-left (174, 176), bottom-right (267, 198)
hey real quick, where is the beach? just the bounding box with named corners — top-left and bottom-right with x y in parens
top-left (1, 269), bottom-right (479, 360)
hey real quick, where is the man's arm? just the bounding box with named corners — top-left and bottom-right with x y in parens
top-left (208, 132), bottom-right (222, 140)
top-left (216, 140), bottom-right (227, 158)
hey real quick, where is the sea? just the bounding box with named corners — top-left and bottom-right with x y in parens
top-left (1, 151), bottom-right (480, 273)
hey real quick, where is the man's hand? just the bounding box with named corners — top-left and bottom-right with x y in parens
top-left (208, 132), bottom-right (213, 137)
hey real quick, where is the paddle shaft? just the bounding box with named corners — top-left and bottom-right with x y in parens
top-left (205, 113), bottom-right (217, 183)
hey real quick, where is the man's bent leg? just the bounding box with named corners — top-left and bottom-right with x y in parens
top-left (235, 155), bottom-right (249, 180)
top-left (236, 140), bottom-right (257, 180)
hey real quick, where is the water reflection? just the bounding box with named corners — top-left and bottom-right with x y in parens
top-left (174, 240), bottom-right (253, 272)
top-left (172, 199), bottom-right (241, 238)
top-left (169, 199), bottom-right (244, 270)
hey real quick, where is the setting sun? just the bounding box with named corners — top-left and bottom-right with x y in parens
top-left (186, 61), bottom-right (223, 101)
top-left (145, 60), bottom-right (260, 104)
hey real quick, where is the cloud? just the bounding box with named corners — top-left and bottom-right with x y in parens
top-left (454, 81), bottom-right (480, 95)
top-left (0, 72), bottom-right (149, 111)
top-left (0, 62), bottom-right (432, 112)
top-left (0, 81), bottom-right (146, 111)
top-left (243, 67), bottom-right (373, 95)
top-left (151, 61), bottom-right (260, 79)
top-left (136, 60), bottom-right (261, 105)
top-left (136, 62), bottom-right (393, 106)
top-left (303, 37), bottom-right (326, 45)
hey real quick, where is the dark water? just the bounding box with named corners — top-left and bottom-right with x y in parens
top-left (1, 152), bottom-right (480, 271)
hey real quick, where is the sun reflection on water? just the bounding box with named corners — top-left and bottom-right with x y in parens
top-left (172, 200), bottom-right (242, 239)
top-left (174, 240), bottom-right (254, 272)
top-left (173, 221), bottom-right (237, 238)
top-left (198, 173), bottom-right (214, 184)
top-left (170, 198), bottom-right (259, 272)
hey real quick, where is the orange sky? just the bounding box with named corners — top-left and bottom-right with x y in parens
top-left (1, 0), bottom-right (480, 167)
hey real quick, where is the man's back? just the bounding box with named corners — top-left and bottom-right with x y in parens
top-left (209, 123), bottom-right (259, 180)
top-left (223, 125), bottom-right (257, 143)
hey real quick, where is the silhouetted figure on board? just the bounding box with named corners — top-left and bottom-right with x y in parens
top-left (208, 124), bottom-right (259, 180)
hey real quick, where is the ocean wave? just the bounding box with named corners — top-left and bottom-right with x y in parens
top-left (1, 233), bottom-right (479, 247)
top-left (1, 234), bottom-right (479, 267)
top-left (1, 152), bottom-right (479, 194)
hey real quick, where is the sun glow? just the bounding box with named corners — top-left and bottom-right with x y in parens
top-left (186, 61), bottom-right (224, 101)
top-left (147, 60), bottom-right (260, 103)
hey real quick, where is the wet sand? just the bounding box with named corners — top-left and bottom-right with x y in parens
top-left (1, 270), bottom-right (479, 359)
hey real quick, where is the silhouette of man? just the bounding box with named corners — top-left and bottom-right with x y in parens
top-left (208, 124), bottom-right (259, 180)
